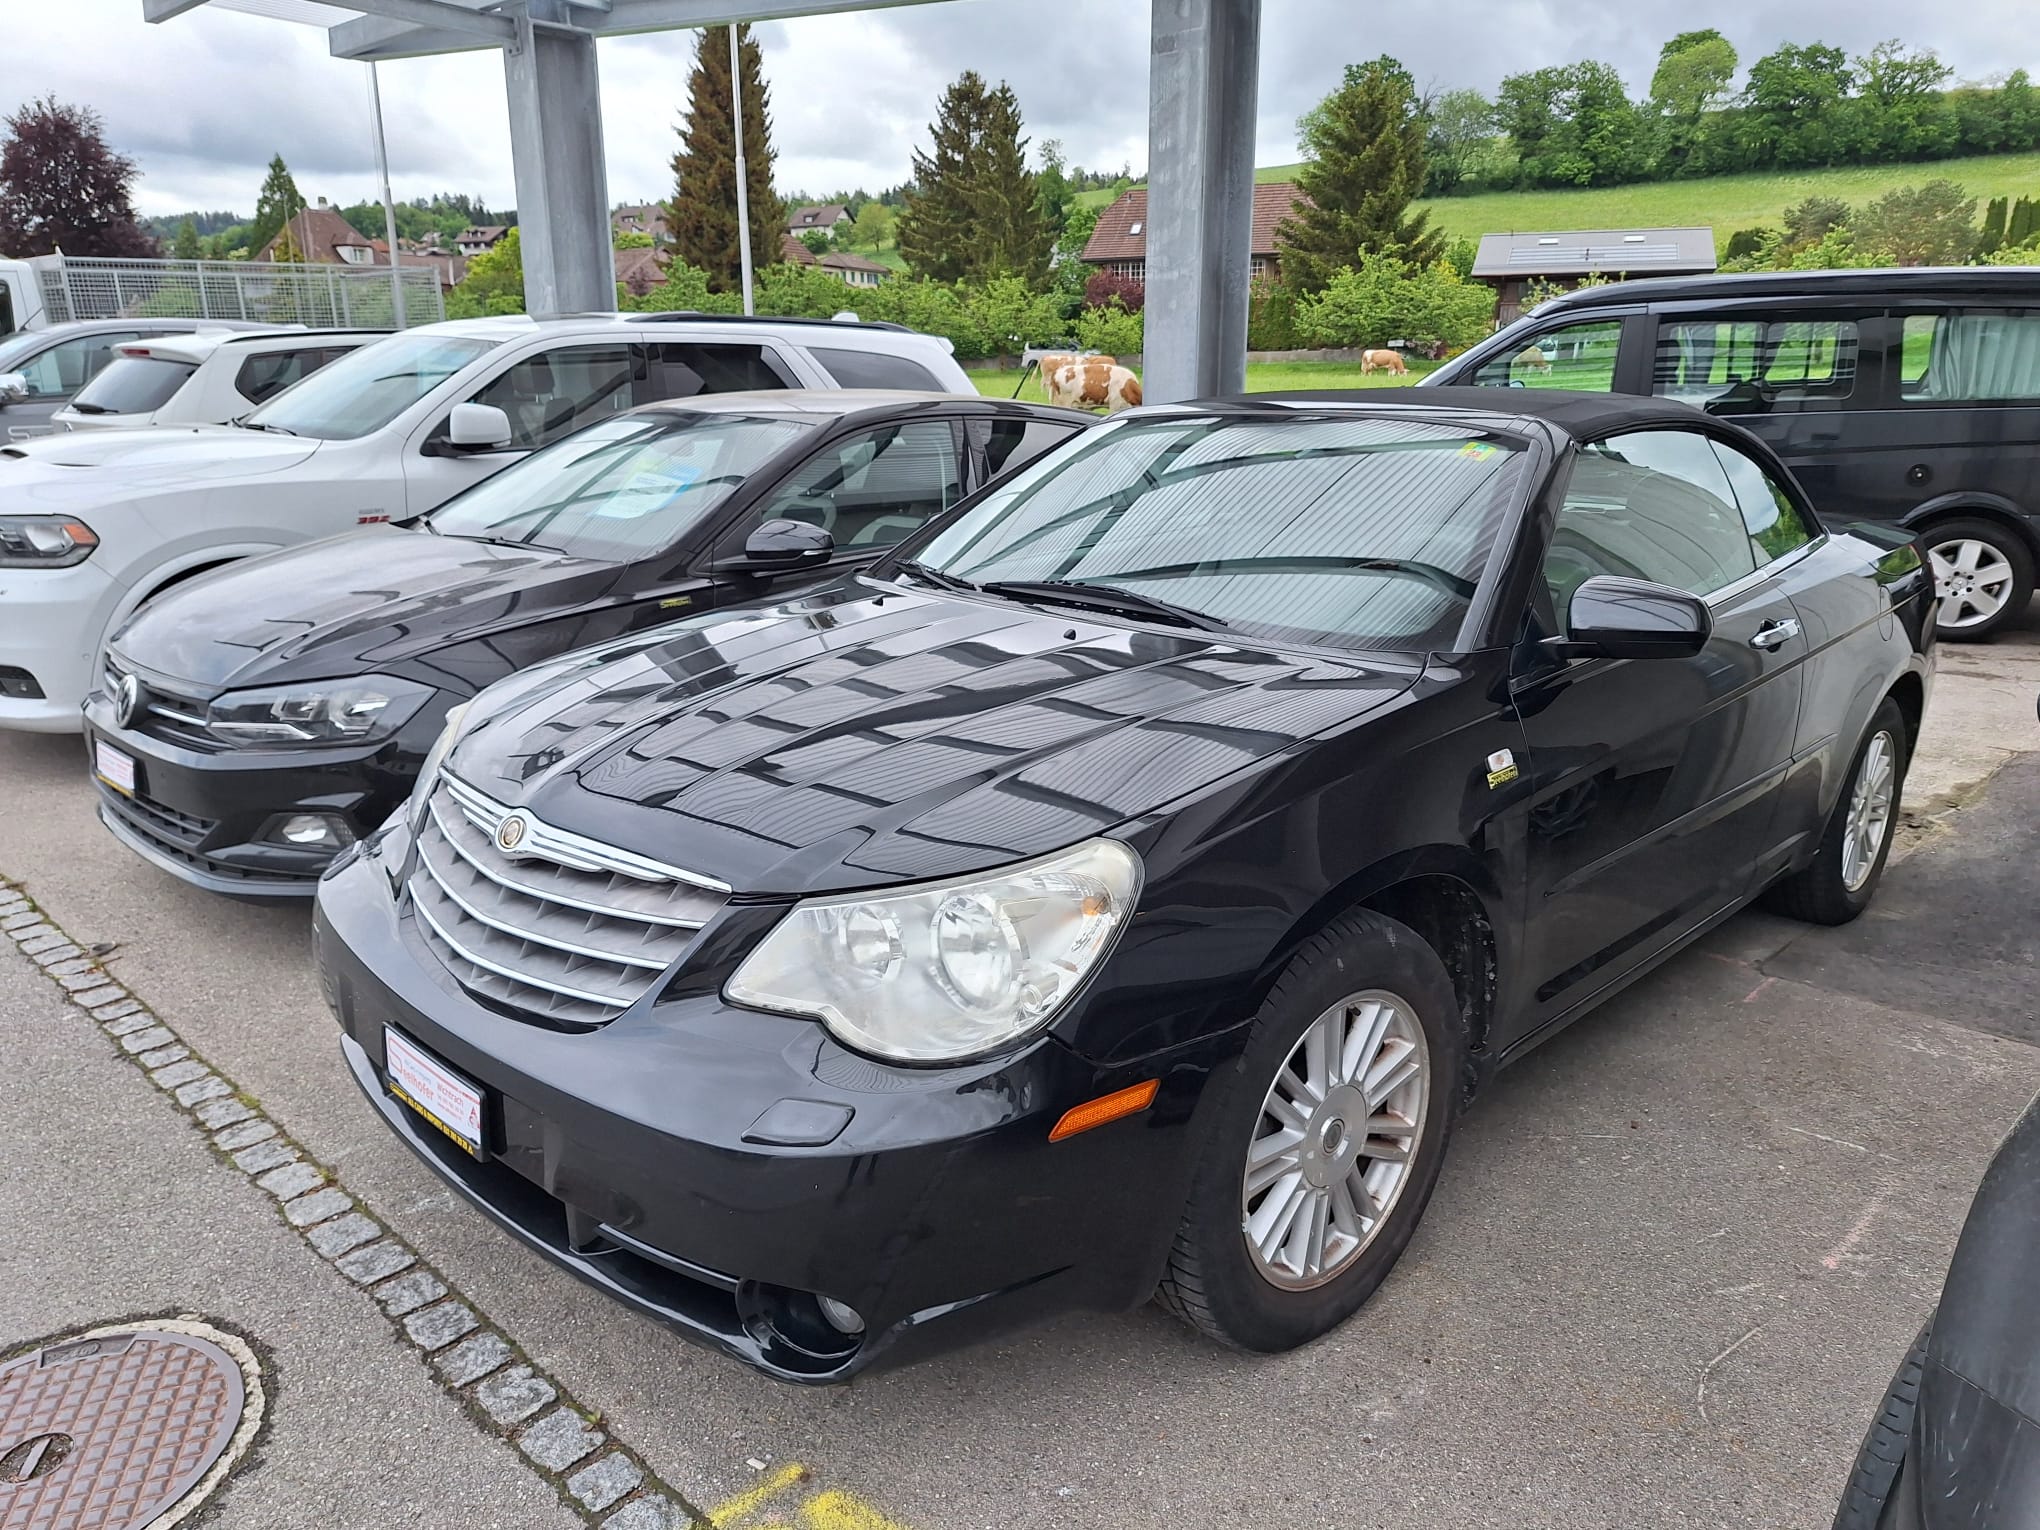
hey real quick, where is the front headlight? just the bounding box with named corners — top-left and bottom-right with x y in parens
top-left (0, 515), bottom-right (98, 568)
top-left (408, 699), bottom-right (473, 831)
top-left (206, 675), bottom-right (434, 746)
top-left (726, 838), bottom-right (1143, 1063)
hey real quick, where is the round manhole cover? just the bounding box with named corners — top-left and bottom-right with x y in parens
top-left (0, 1328), bottom-right (246, 1530)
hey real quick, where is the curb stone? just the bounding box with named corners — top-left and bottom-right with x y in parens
top-left (0, 878), bottom-right (709, 1530)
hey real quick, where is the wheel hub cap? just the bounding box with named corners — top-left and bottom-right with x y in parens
top-left (1841, 730), bottom-right (1896, 893)
top-left (1930, 539), bottom-right (2015, 629)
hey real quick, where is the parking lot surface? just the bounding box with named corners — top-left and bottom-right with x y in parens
top-left (4, 620), bottom-right (2037, 1529)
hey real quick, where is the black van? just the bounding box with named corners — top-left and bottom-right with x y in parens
top-left (1427, 267), bottom-right (2040, 640)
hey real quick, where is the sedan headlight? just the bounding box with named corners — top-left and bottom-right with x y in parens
top-left (206, 676), bottom-right (434, 746)
top-left (408, 699), bottom-right (473, 831)
top-left (0, 515), bottom-right (98, 568)
top-left (726, 839), bottom-right (1143, 1063)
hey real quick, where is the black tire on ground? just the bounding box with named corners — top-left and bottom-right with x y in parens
top-left (1155, 908), bottom-right (1465, 1352)
top-left (1833, 1320), bottom-right (1930, 1530)
top-left (1766, 698), bottom-right (1910, 926)
top-left (1923, 515), bottom-right (2035, 643)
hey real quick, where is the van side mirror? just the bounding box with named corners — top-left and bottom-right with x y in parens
top-left (1556, 575), bottom-right (1712, 660)
top-left (446, 402), bottom-right (514, 452)
top-left (0, 372), bottom-right (27, 405)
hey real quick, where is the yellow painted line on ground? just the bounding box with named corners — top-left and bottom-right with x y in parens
top-left (706, 1462), bottom-right (912, 1530)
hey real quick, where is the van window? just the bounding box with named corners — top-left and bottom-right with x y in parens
top-left (1900, 311), bottom-right (2040, 402)
top-left (1470, 318), bottom-right (1622, 391)
top-left (1652, 316), bottom-right (1858, 411)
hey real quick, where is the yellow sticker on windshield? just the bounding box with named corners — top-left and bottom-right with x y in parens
top-left (1458, 441), bottom-right (1497, 461)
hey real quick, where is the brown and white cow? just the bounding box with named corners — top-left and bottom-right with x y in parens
top-left (1515, 345), bottom-right (1553, 374)
top-left (1043, 356), bottom-right (1142, 414)
top-left (1359, 348), bottom-right (1408, 376)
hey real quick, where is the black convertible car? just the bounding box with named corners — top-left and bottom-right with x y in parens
top-left (313, 389), bottom-right (1935, 1381)
top-left (84, 392), bottom-right (1086, 896)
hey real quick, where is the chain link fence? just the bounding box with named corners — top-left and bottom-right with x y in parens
top-left (36, 258), bottom-right (445, 329)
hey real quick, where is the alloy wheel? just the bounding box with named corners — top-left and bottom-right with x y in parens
top-left (1929, 538), bottom-right (2016, 630)
top-left (1241, 989), bottom-right (1428, 1290)
top-left (1842, 730), bottom-right (1897, 893)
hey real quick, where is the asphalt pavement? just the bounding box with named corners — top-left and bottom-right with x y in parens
top-left (1, 618), bottom-right (2036, 1530)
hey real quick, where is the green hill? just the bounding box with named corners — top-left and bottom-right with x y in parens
top-left (1075, 152), bottom-right (2040, 253)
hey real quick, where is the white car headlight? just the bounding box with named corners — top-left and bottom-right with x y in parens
top-left (726, 838), bottom-right (1143, 1063)
top-left (407, 699), bottom-right (473, 831)
top-left (207, 675), bottom-right (434, 745)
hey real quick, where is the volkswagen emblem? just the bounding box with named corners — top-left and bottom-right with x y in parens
top-left (495, 813), bottom-right (530, 854)
top-left (114, 672), bottom-right (143, 730)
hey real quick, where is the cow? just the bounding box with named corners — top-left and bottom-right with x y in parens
top-left (1360, 348), bottom-right (1408, 376)
top-left (1515, 345), bottom-right (1553, 374)
top-left (1044, 357), bottom-right (1143, 414)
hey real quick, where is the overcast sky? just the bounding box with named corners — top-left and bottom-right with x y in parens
top-left (4, 0), bottom-right (2036, 219)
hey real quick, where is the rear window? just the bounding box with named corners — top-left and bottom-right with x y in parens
top-left (807, 345), bottom-right (947, 392)
top-left (1900, 311), bottom-right (2040, 402)
top-left (68, 355), bottom-right (198, 416)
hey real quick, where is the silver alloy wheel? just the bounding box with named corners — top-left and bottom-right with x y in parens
top-left (1929, 537), bottom-right (2017, 630)
top-left (1241, 988), bottom-right (1428, 1290)
top-left (1841, 730), bottom-right (1897, 893)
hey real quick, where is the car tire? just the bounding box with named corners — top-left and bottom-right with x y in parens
top-left (1923, 516), bottom-right (2034, 642)
top-left (1156, 908), bottom-right (1464, 1352)
top-left (1833, 1321), bottom-right (1930, 1530)
top-left (1766, 699), bottom-right (1909, 926)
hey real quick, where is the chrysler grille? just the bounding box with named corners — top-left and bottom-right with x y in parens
top-left (410, 775), bottom-right (729, 1027)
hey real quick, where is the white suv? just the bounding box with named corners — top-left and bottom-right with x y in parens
top-left (0, 312), bottom-right (971, 732)
top-left (54, 329), bottom-right (381, 432)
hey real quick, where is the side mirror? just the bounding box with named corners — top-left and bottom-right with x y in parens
top-left (0, 372), bottom-right (26, 405)
top-left (446, 402), bottom-right (514, 452)
top-left (732, 517), bottom-right (833, 571)
top-left (1558, 575), bottom-right (1712, 660)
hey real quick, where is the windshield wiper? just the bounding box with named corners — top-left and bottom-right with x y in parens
top-left (894, 560), bottom-right (980, 594)
top-left (1102, 555), bottom-right (1478, 600)
top-left (978, 578), bottom-right (1229, 632)
top-left (69, 402), bottom-right (112, 415)
top-left (239, 419), bottom-right (298, 436)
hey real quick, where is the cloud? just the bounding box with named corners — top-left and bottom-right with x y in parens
top-left (5, 0), bottom-right (2033, 216)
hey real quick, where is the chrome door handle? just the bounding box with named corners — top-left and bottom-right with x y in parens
top-left (1749, 618), bottom-right (1800, 650)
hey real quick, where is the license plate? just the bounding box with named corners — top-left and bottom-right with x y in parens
top-left (384, 1028), bottom-right (486, 1159)
top-left (94, 740), bottom-right (136, 795)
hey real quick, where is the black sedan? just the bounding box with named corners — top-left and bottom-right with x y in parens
top-left (84, 392), bottom-right (1088, 896)
top-left (1834, 1091), bottom-right (2040, 1529)
top-left (312, 389), bottom-right (1935, 1382)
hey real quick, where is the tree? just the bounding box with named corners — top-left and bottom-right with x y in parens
top-left (1425, 89), bottom-right (1496, 195)
top-left (670, 23), bottom-right (781, 293)
top-left (1854, 41), bottom-right (1955, 160)
top-left (1495, 61), bottom-right (1652, 187)
top-left (1034, 138), bottom-right (1075, 231)
top-left (1740, 43), bottom-right (1855, 167)
top-left (1292, 251), bottom-right (1491, 351)
top-left (445, 227), bottom-right (525, 317)
top-left (1782, 195), bottom-right (1852, 250)
top-left (798, 228), bottom-right (831, 256)
top-left (247, 154), bottom-right (306, 259)
top-left (1980, 196), bottom-right (2010, 254)
top-left (1650, 30), bottom-right (1737, 175)
top-left (897, 71), bottom-right (1053, 286)
top-left (1854, 180), bottom-right (1977, 266)
top-left (1279, 56), bottom-right (1443, 295)
top-left (0, 97), bottom-right (158, 258)
top-left (850, 200), bottom-right (893, 253)
top-left (172, 218), bottom-right (201, 262)
top-left (614, 229), bottom-right (655, 250)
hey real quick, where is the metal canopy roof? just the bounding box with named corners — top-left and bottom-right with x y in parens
top-left (1471, 226), bottom-right (1717, 279)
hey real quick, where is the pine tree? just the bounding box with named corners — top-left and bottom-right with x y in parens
top-left (898, 72), bottom-right (1053, 287)
top-left (173, 218), bottom-right (201, 261)
top-left (2009, 197), bottom-right (2037, 248)
top-left (1278, 57), bottom-right (1444, 295)
top-left (248, 154), bottom-right (305, 260)
top-left (1980, 197), bottom-right (2009, 255)
top-left (669, 23), bottom-right (780, 293)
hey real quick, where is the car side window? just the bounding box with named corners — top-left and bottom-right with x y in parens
top-left (1652, 314), bottom-right (1859, 413)
top-left (236, 347), bottom-right (330, 406)
top-left (1545, 429), bottom-right (1759, 625)
top-left (468, 343), bottom-right (641, 450)
top-left (16, 331), bottom-right (139, 399)
top-left (1470, 318), bottom-right (1622, 391)
top-left (640, 342), bottom-right (795, 403)
top-left (968, 416), bottom-right (1084, 479)
top-left (1899, 309), bottom-right (2040, 402)
top-left (1709, 439), bottom-right (1817, 566)
top-left (805, 345), bottom-right (946, 391)
top-left (738, 421), bottom-right (963, 553)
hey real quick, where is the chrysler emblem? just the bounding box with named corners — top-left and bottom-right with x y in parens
top-left (114, 672), bottom-right (143, 730)
top-left (495, 813), bottom-right (530, 853)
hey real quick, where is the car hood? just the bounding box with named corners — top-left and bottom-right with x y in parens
top-left (111, 528), bottom-right (623, 692)
top-left (443, 579), bottom-right (1421, 897)
top-left (1, 426), bottom-right (320, 496)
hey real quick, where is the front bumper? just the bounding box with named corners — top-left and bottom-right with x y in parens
top-left (82, 688), bottom-right (435, 898)
top-left (0, 561), bottom-right (120, 733)
top-left (313, 836), bottom-right (1212, 1381)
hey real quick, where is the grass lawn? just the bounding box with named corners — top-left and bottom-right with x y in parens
top-left (1074, 151), bottom-right (2040, 250)
top-left (966, 358), bottom-right (1443, 402)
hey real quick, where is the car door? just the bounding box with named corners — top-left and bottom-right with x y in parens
top-left (2, 329), bottom-right (143, 439)
top-left (703, 418), bottom-right (968, 600)
top-left (1510, 426), bottom-right (1810, 1028)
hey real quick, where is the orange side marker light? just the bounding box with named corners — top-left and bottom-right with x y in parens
top-left (1049, 1079), bottom-right (1159, 1142)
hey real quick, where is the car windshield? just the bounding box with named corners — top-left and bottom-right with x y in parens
top-left (912, 412), bottom-right (1529, 653)
top-left (426, 411), bottom-right (814, 560)
top-left (242, 331), bottom-right (498, 440)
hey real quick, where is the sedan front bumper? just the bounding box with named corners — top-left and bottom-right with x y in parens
top-left (313, 834), bottom-right (1211, 1381)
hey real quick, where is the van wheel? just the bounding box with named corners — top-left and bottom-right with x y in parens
top-left (1155, 909), bottom-right (1462, 1352)
top-left (1924, 517), bottom-right (2033, 641)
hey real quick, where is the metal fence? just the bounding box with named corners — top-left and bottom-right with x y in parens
top-left (35, 257), bottom-right (445, 329)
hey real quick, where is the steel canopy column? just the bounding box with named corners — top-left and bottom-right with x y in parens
top-left (502, 7), bottom-right (613, 316)
top-left (1142, 0), bottom-right (1260, 403)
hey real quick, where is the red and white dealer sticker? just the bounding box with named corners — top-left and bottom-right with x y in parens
top-left (383, 1028), bottom-right (485, 1157)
